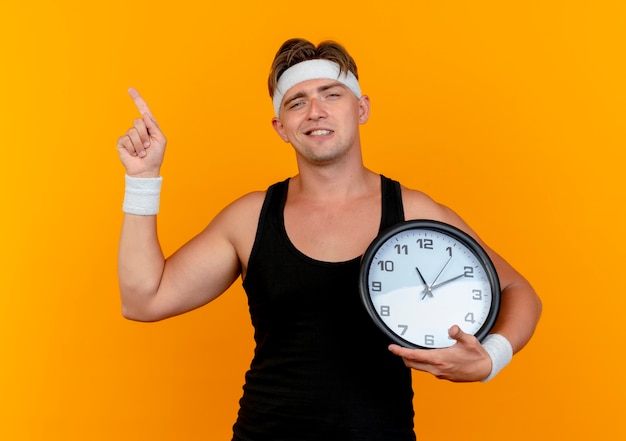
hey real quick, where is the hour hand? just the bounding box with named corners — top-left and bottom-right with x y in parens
top-left (415, 266), bottom-right (428, 285)
top-left (416, 267), bottom-right (433, 299)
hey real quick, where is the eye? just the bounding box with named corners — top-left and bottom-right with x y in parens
top-left (288, 100), bottom-right (305, 110)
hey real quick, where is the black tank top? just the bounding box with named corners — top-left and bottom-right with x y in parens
top-left (233, 175), bottom-right (416, 441)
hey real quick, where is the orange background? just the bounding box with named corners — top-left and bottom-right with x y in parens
top-left (1, 1), bottom-right (624, 439)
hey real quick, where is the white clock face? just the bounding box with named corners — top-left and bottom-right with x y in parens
top-left (363, 222), bottom-right (498, 349)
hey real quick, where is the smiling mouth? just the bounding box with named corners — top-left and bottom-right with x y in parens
top-left (307, 129), bottom-right (332, 136)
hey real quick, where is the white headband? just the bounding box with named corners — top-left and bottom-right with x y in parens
top-left (272, 59), bottom-right (361, 117)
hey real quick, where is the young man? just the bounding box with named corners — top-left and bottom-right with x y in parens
top-left (117, 38), bottom-right (541, 440)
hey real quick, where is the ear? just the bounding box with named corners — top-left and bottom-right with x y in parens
top-left (358, 95), bottom-right (371, 124)
top-left (272, 117), bottom-right (290, 143)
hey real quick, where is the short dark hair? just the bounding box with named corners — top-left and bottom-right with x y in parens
top-left (268, 38), bottom-right (359, 98)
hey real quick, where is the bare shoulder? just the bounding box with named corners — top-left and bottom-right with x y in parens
top-left (400, 185), bottom-right (458, 223)
top-left (216, 190), bottom-right (266, 222)
top-left (400, 184), bottom-right (481, 239)
top-left (209, 190), bottom-right (266, 238)
top-left (201, 190), bottom-right (266, 270)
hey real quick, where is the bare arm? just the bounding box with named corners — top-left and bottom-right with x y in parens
top-left (117, 208), bottom-right (244, 322)
top-left (481, 246), bottom-right (542, 353)
top-left (116, 89), bottom-right (251, 322)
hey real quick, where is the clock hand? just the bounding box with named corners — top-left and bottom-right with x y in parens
top-left (429, 273), bottom-right (466, 291)
top-left (429, 255), bottom-right (453, 289)
top-left (415, 266), bottom-right (428, 285)
top-left (416, 267), bottom-right (433, 299)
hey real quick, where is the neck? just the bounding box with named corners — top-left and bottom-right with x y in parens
top-left (290, 164), bottom-right (378, 203)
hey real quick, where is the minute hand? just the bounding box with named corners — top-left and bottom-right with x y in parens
top-left (429, 273), bottom-right (466, 292)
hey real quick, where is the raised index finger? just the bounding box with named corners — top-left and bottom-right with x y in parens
top-left (128, 87), bottom-right (153, 117)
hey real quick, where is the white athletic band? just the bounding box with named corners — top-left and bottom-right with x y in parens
top-left (122, 174), bottom-right (162, 216)
top-left (481, 334), bottom-right (513, 382)
top-left (272, 59), bottom-right (362, 117)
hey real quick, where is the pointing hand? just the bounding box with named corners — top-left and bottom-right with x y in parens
top-left (116, 88), bottom-right (167, 177)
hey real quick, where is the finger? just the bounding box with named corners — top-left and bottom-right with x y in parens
top-left (388, 344), bottom-right (431, 363)
top-left (117, 135), bottom-right (138, 157)
top-left (448, 326), bottom-right (484, 352)
top-left (126, 127), bottom-right (147, 158)
top-left (133, 117), bottom-right (151, 149)
top-left (388, 345), bottom-right (439, 373)
top-left (388, 343), bottom-right (408, 356)
top-left (448, 325), bottom-right (465, 341)
top-left (128, 87), bottom-right (154, 118)
top-left (142, 111), bottom-right (162, 135)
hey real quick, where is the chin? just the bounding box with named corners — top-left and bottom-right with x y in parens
top-left (301, 145), bottom-right (351, 164)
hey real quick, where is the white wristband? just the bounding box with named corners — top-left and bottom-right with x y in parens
top-left (481, 334), bottom-right (513, 382)
top-left (122, 175), bottom-right (162, 215)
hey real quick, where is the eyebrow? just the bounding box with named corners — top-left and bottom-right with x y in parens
top-left (282, 82), bottom-right (346, 109)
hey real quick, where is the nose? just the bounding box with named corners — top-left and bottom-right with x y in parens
top-left (307, 98), bottom-right (327, 119)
